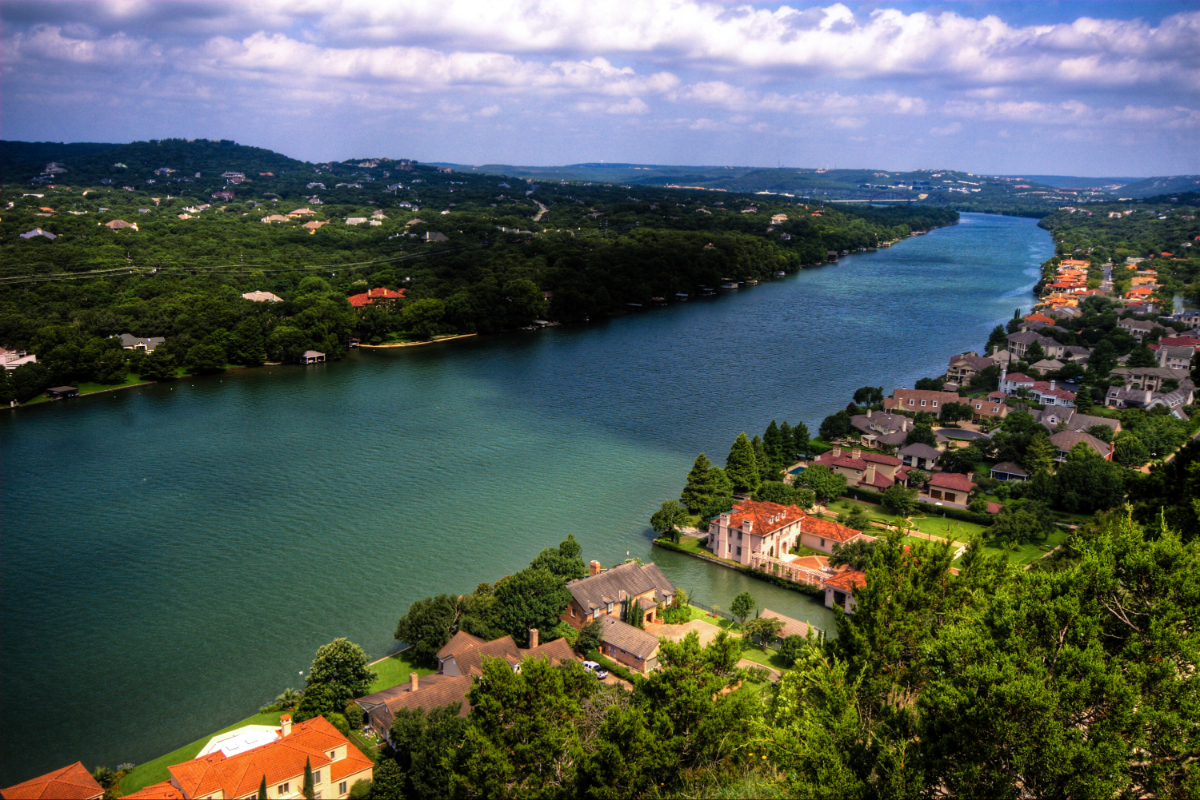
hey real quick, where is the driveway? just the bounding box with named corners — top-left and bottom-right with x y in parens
top-left (646, 618), bottom-right (725, 648)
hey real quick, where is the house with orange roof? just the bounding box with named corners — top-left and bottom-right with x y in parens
top-left (1126, 287), bottom-right (1154, 299)
top-left (1, 762), bottom-right (103, 800)
top-left (124, 715), bottom-right (371, 800)
top-left (824, 569), bottom-right (867, 614)
top-left (808, 446), bottom-right (904, 491)
top-left (1023, 313), bottom-right (1056, 326)
top-left (347, 287), bottom-right (406, 308)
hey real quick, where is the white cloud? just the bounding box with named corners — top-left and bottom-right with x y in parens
top-left (931, 122), bottom-right (962, 136)
top-left (478, 104), bottom-right (501, 117)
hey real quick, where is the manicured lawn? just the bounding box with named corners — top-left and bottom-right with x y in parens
top-left (904, 534), bottom-right (966, 549)
top-left (737, 642), bottom-right (791, 671)
top-left (366, 651), bottom-right (434, 694)
top-left (20, 373), bottom-right (152, 404)
top-left (909, 515), bottom-right (988, 541)
top-left (120, 711), bottom-right (285, 794)
top-left (827, 499), bottom-right (903, 526)
top-left (789, 544), bottom-right (828, 558)
top-left (993, 527), bottom-right (1069, 566)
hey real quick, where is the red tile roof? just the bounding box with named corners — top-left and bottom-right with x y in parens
top-left (1023, 313), bottom-right (1056, 325)
top-left (122, 782), bottom-right (183, 799)
top-left (1, 763), bottom-right (103, 800)
top-left (928, 472), bottom-right (976, 493)
top-left (348, 287), bottom-right (406, 307)
top-left (169, 716), bottom-right (368, 800)
top-left (1003, 373), bottom-right (1034, 384)
top-left (802, 515), bottom-right (863, 544)
top-left (824, 569), bottom-right (867, 591)
top-left (727, 500), bottom-right (807, 535)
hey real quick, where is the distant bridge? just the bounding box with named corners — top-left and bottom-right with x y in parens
top-left (867, 191), bottom-right (916, 203)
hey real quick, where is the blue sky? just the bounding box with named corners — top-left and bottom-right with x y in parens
top-left (2, 1), bottom-right (1197, 176)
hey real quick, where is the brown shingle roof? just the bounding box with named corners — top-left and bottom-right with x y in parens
top-left (566, 561), bottom-right (675, 614)
top-left (446, 635), bottom-right (521, 677)
top-left (438, 630), bottom-right (487, 660)
top-left (599, 617), bottom-right (660, 661)
top-left (760, 609), bottom-right (811, 639)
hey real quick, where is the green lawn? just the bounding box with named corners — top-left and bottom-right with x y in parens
top-left (827, 499), bottom-right (903, 526)
top-left (20, 373), bottom-right (152, 404)
top-left (120, 711), bottom-right (285, 794)
top-left (367, 651), bottom-right (434, 694)
top-left (989, 527), bottom-right (1069, 566)
top-left (737, 642), bottom-right (791, 671)
top-left (789, 543), bottom-right (828, 558)
top-left (909, 516), bottom-right (988, 541)
top-left (904, 534), bottom-right (967, 549)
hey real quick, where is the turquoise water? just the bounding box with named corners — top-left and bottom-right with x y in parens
top-left (0, 213), bottom-right (1051, 782)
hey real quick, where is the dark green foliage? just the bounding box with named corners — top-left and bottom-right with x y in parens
top-left (987, 500), bottom-right (1053, 545)
top-left (1055, 445), bottom-right (1129, 514)
top-left (493, 567), bottom-right (572, 645)
top-left (385, 704), bottom-right (468, 800)
top-left (344, 702), bottom-right (365, 732)
top-left (724, 432), bottom-right (760, 493)
top-left (730, 591), bottom-right (755, 624)
top-left (1126, 343), bottom-right (1158, 368)
top-left (819, 409), bottom-right (853, 442)
top-left (303, 757), bottom-right (315, 800)
top-left (258, 775), bottom-right (267, 800)
top-left (941, 444), bottom-right (983, 474)
top-left (529, 534), bottom-right (589, 580)
top-left (880, 483), bottom-right (918, 516)
top-left (853, 386), bottom-right (884, 406)
top-left (296, 639), bottom-right (375, 722)
top-left (842, 505), bottom-right (871, 531)
top-left (394, 595), bottom-right (460, 666)
top-left (777, 634), bottom-right (807, 666)
top-left (794, 464), bottom-right (847, 503)
top-left (369, 759), bottom-right (405, 800)
top-left (754, 480), bottom-right (816, 509)
top-left (940, 401), bottom-right (973, 424)
top-left (575, 619), bottom-right (603, 654)
top-left (1114, 432), bottom-right (1151, 467)
top-left (650, 500), bottom-right (687, 542)
top-left (347, 779), bottom-right (371, 800)
top-left (831, 537), bottom-right (877, 570)
top-left (905, 424), bottom-right (938, 448)
top-left (1087, 424), bottom-right (1115, 443)
top-left (915, 376), bottom-right (945, 391)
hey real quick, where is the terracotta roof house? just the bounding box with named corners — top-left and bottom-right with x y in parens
top-left (564, 560), bottom-right (675, 629)
top-left (926, 472), bottom-right (975, 504)
top-left (1048, 430), bottom-right (1112, 462)
top-left (19, 228), bottom-right (56, 240)
top-left (989, 461), bottom-right (1029, 481)
top-left (796, 514), bottom-right (869, 556)
top-left (884, 388), bottom-right (963, 417)
top-left (126, 715), bottom-right (371, 800)
top-left (1, 762), bottom-right (103, 800)
top-left (348, 287), bottom-right (406, 308)
top-left (1023, 313), bottom-right (1056, 325)
top-left (824, 569), bottom-right (867, 614)
top-left (242, 290), bottom-right (282, 303)
top-left (303, 220), bottom-right (328, 233)
top-left (898, 443), bottom-right (940, 471)
top-left (598, 616), bottom-right (661, 672)
top-left (809, 446), bottom-right (903, 491)
top-left (287, 208), bottom-right (317, 217)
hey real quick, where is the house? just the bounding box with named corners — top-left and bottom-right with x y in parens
top-left (1029, 358), bottom-right (1065, 373)
top-left (1023, 313), bottom-right (1056, 326)
top-left (926, 472), bottom-right (975, 504)
top-left (884, 388), bottom-right (963, 417)
top-left (346, 217), bottom-right (368, 225)
top-left (999, 371), bottom-right (1036, 395)
top-left (598, 616), bottom-right (661, 672)
top-left (998, 370), bottom-right (1075, 407)
top-left (300, 350), bottom-right (325, 365)
top-left (1006, 331), bottom-right (1064, 359)
top-left (898, 443), bottom-right (940, 471)
top-left (242, 291), bottom-right (283, 303)
top-left (1032, 408), bottom-right (1120, 438)
top-left (1110, 366), bottom-right (1189, 393)
top-left (1106, 382), bottom-right (1195, 416)
top-left (824, 569), bottom-right (867, 614)
top-left (348, 287), bottom-right (406, 308)
top-left (19, 228), bottom-right (56, 239)
top-left (45, 386), bottom-right (78, 400)
top-left (968, 396), bottom-right (1009, 421)
top-left (1156, 345), bottom-right (1196, 371)
top-left (211, 191), bottom-right (234, 201)
top-left (287, 208), bottom-right (317, 217)
top-left (990, 461), bottom-right (1029, 482)
top-left (124, 715), bottom-right (372, 800)
top-left (809, 447), bottom-right (904, 491)
top-left (945, 351), bottom-right (994, 384)
top-left (563, 560), bottom-right (675, 629)
top-left (117, 334), bottom-right (165, 352)
top-left (1, 762), bottom-right (103, 800)
top-left (423, 231), bottom-right (449, 242)
top-left (359, 629), bottom-right (576, 737)
top-left (1048, 430), bottom-right (1112, 461)
top-left (105, 219), bottom-right (138, 231)
top-left (1117, 319), bottom-right (1159, 340)
top-left (2, 348), bottom-right (37, 370)
top-left (849, 410), bottom-right (911, 449)
top-left (261, 214), bottom-right (290, 223)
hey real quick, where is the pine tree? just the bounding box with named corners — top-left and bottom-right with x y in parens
top-left (303, 757), bottom-right (315, 800)
top-left (725, 432), bottom-right (761, 493)
top-left (258, 776), bottom-right (267, 800)
top-left (763, 421), bottom-right (784, 473)
top-left (680, 453), bottom-right (716, 514)
top-left (792, 421), bottom-right (811, 452)
top-left (1023, 433), bottom-right (1057, 475)
top-left (779, 422), bottom-right (796, 463)
top-left (753, 435), bottom-right (772, 483)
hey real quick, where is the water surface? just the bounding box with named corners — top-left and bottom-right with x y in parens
top-left (0, 213), bottom-right (1051, 782)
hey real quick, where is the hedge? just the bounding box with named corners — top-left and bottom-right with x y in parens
top-left (586, 649), bottom-right (639, 684)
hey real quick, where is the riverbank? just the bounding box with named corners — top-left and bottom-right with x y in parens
top-left (359, 333), bottom-right (478, 348)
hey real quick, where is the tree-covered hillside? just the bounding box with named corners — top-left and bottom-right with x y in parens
top-left (0, 138), bottom-right (955, 402)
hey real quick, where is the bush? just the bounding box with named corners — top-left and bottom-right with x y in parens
top-left (327, 712), bottom-right (350, 737)
top-left (348, 780), bottom-right (372, 800)
top-left (660, 605), bottom-right (690, 624)
top-left (778, 634), bottom-right (805, 667)
top-left (344, 703), bottom-right (365, 732)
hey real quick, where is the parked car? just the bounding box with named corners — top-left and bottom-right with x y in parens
top-left (582, 660), bottom-right (609, 680)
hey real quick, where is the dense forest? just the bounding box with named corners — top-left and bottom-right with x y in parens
top-left (0, 138), bottom-right (955, 402)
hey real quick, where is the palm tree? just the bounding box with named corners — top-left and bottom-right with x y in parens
top-left (276, 687), bottom-right (301, 708)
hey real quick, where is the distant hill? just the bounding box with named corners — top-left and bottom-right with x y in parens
top-left (1116, 175), bottom-right (1200, 199)
top-left (0, 141), bottom-right (122, 182)
top-left (1011, 175), bottom-right (1143, 189)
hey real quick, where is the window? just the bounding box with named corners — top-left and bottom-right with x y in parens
top-left (736, 546), bottom-right (742, 556)
top-left (340, 782), bottom-right (347, 795)
top-left (820, 538), bottom-right (826, 548)
top-left (921, 400), bottom-right (927, 406)
top-left (932, 401), bottom-right (938, 407)
top-left (279, 784), bottom-right (289, 796)
top-left (314, 771), bottom-right (321, 784)
top-left (736, 530), bottom-right (742, 540)
top-left (606, 602), bottom-right (613, 613)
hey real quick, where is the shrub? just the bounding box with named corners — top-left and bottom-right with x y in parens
top-left (348, 779), bottom-right (372, 800)
top-left (326, 712), bottom-right (350, 737)
top-left (344, 703), bottom-right (365, 732)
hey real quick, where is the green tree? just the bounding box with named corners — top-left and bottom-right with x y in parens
top-left (493, 567), bottom-right (572, 645)
top-left (394, 595), bottom-right (459, 666)
top-left (795, 464), bottom-right (847, 503)
top-left (301, 638), bottom-right (375, 717)
top-left (1087, 424), bottom-right (1115, 443)
top-left (880, 483), bottom-right (917, 516)
top-left (1055, 446), bottom-right (1128, 514)
top-left (987, 500), bottom-right (1052, 545)
top-left (819, 410), bottom-right (853, 442)
top-left (777, 634), bottom-right (807, 667)
top-left (853, 386), bottom-right (884, 406)
top-left (905, 424), bottom-right (938, 448)
top-left (1025, 341), bottom-right (1046, 363)
top-left (730, 591), bottom-right (755, 624)
top-left (184, 342), bottom-right (227, 373)
top-left (303, 757), bottom-right (315, 800)
top-left (575, 619), bottom-right (603, 654)
top-left (1113, 432), bottom-right (1151, 468)
top-left (831, 537), bottom-right (877, 570)
top-left (529, 534), bottom-right (588, 580)
top-left (650, 500), bottom-right (687, 543)
top-left (792, 420), bottom-right (811, 452)
top-left (400, 298), bottom-right (446, 340)
top-left (140, 350), bottom-right (177, 381)
top-left (257, 775), bottom-right (267, 800)
top-left (779, 421), bottom-right (797, 461)
top-left (940, 402), bottom-right (973, 425)
top-left (387, 704), bottom-right (468, 800)
top-left (347, 779), bottom-right (371, 800)
top-left (986, 324), bottom-right (1008, 353)
top-left (742, 615), bottom-right (785, 645)
top-left (724, 432), bottom-right (761, 493)
top-left (906, 468), bottom-right (929, 487)
top-left (229, 317), bottom-right (267, 365)
top-left (680, 452), bottom-right (717, 514)
top-left (1126, 343), bottom-right (1158, 368)
top-left (1022, 432), bottom-right (1056, 475)
top-left (370, 758), bottom-right (405, 800)
top-left (843, 505), bottom-right (871, 531)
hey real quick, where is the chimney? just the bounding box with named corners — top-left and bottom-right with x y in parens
top-left (280, 714), bottom-right (292, 738)
top-left (1050, 380), bottom-right (1056, 390)
top-left (742, 518), bottom-right (753, 534)
top-left (410, 672), bottom-right (419, 693)
top-left (852, 448), bottom-right (861, 460)
top-left (864, 463), bottom-right (876, 484)
top-left (720, 512), bottom-right (731, 527)
top-left (528, 628), bottom-right (539, 649)
top-left (832, 447), bottom-right (842, 458)
top-left (589, 560), bottom-right (601, 576)
top-left (866, 408), bottom-right (872, 418)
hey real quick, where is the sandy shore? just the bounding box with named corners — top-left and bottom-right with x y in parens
top-left (359, 334), bottom-right (477, 348)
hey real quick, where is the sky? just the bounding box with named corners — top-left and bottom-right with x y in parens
top-left (2, 1), bottom-right (1198, 176)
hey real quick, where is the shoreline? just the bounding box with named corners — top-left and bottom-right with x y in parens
top-left (359, 333), bottom-right (478, 348)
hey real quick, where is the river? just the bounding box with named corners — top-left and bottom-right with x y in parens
top-left (0, 212), bottom-right (1052, 783)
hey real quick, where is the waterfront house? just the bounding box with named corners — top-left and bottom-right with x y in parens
top-left (809, 447), bottom-right (904, 490)
top-left (824, 570), bottom-right (867, 614)
top-left (945, 351), bottom-right (994, 384)
top-left (989, 462), bottom-right (1029, 482)
top-left (926, 472), bottom-right (975, 504)
top-left (348, 287), bottom-right (406, 308)
top-left (1, 348), bottom-right (37, 371)
top-left (117, 333), bottom-right (165, 352)
top-left (898, 443), bottom-right (940, 471)
top-left (709, 500), bottom-right (805, 565)
top-left (848, 410), bottom-right (911, 450)
top-left (1005, 331), bottom-right (1064, 359)
top-left (884, 388), bottom-right (963, 418)
top-left (124, 715), bottom-right (372, 800)
top-left (598, 616), bottom-right (661, 672)
top-left (563, 560), bottom-right (676, 629)
top-left (300, 350), bottom-right (325, 365)
top-left (46, 386), bottom-right (78, 400)
top-left (1049, 430), bottom-right (1112, 462)
top-left (1, 762), bottom-right (103, 800)
top-left (757, 609), bottom-right (813, 644)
